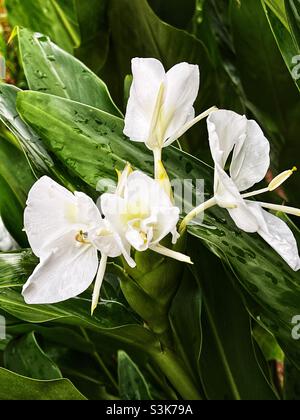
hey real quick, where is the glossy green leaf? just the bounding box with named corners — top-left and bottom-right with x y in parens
top-left (6, 0), bottom-right (79, 53)
top-left (285, 0), bottom-right (300, 49)
top-left (15, 27), bottom-right (121, 116)
top-left (0, 135), bottom-right (36, 206)
top-left (0, 83), bottom-right (54, 174)
top-left (118, 350), bottom-right (152, 400)
top-left (264, 0), bottom-right (289, 27)
top-left (262, 0), bottom-right (300, 93)
top-left (0, 367), bottom-right (86, 400)
top-left (4, 331), bottom-right (62, 379)
top-left (0, 174), bottom-right (27, 246)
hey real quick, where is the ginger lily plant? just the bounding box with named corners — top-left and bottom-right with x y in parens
top-left (2, 0), bottom-right (300, 402)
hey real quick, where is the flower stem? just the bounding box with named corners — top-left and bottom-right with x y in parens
top-left (151, 348), bottom-right (202, 400)
top-left (179, 197), bottom-right (217, 234)
top-left (153, 148), bottom-right (162, 180)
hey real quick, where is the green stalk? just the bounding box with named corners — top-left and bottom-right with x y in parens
top-left (151, 348), bottom-right (202, 400)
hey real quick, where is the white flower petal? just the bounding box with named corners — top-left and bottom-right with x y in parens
top-left (162, 63), bottom-right (199, 142)
top-left (215, 165), bottom-right (259, 233)
top-left (149, 207), bottom-right (180, 245)
top-left (207, 110), bottom-right (270, 192)
top-left (24, 176), bottom-right (77, 258)
top-left (125, 224), bottom-right (149, 252)
top-left (208, 110), bottom-right (247, 168)
top-left (124, 58), bottom-right (165, 142)
top-left (230, 120), bottom-right (270, 191)
top-left (24, 177), bottom-right (101, 258)
top-left (22, 232), bottom-right (98, 304)
top-left (125, 171), bottom-right (174, 209)
top-left (246, 202), bottom-right (300, 271)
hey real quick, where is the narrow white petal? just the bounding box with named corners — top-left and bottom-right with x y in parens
top-left (162, 63), bottom-right (200, 142)
top-left (91, 254), bottom-right (108, 315)
top-left (164, 106), bottom-right (217, 147)
top-left (207, 110), bottom-right (247, 169)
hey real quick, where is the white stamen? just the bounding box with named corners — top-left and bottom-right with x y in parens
top-left (150, 244), bottom-right (193, 264)
top-left (257, 201), bottom-right (300, 217)
top-left (268, 167), bottom-right (297, 191)
top-left (164, 106), bottom-right (218, 147)
top-left (242, 167), bottom-right (297, 199)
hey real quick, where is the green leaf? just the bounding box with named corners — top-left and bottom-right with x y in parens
top-left (0, 83), bottom-right (54, 174)
top-left (148, 0), bottom-right (196, 29)
top-left (262, 0), bottom-right (300, 92)
top-left (253, 324), bottom-right (285, 363)
top-left (189, 239), bottom-right (277, 400)
top-left (169, 268), bottom-right (203, 389)
top-left (0, 250), bottom-right (37, 289)
top-left (118, 350), bottom-right (152, 400)
top-left (4, 331), bottom-right (62, 379)
top-left (264, 0), bottom-right (289, 27)
top-left (0, 174), bottom-right (27, 246)
top-left (15, 27), bottom-right (121, 116)
top-left (285, 0), bottom-right (300, 49)
top-left (6, 0), bottom-right (79, 53)
top-left (0, 367), bottom-right (86, 400)
top-left (74, 0), bottom-right (110, 72)
top-left (0, 135), bottom-right (36, 207)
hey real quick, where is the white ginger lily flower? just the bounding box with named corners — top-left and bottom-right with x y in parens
top-left (100, 170), bottom-right (192, 264)
top-left (22, 176), bottom-right (135, 314)
top-left (182, 110), bottom-right (300, 271)
top-left (124, 58), bottom-right (216, 180)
